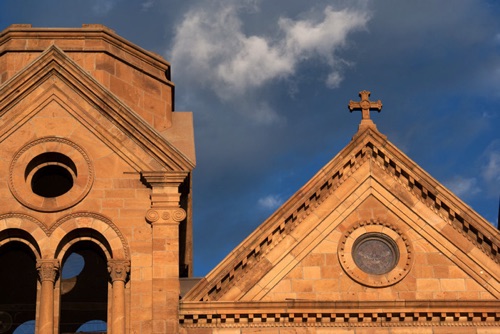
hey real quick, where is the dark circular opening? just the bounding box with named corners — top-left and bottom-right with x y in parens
top-left (31, 165), bottom-right (74, 198)
top-left (352, 233), bottom-right (399, 275)
top-left (25, 152), bottom-right (77, 180)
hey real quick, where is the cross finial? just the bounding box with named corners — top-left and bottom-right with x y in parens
top-left (348, 90), bottom-right (382, 121)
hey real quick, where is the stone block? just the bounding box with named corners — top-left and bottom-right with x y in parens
top-left (440, 278), bottom-right (465, 291)
top-left (303, 266), bottom-right (321, 280)
top-left (416, 278), bottom-right (440, 291)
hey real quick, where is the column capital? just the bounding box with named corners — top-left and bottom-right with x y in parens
top-left (36, 259), bottom-right (60, 283)
top-left (108, 259), bottom-right (130, 283)
top-left (141, 171), bottom-right (188, 188)
top-left (141, 171), bottom-right (189, 209)
top-left (145, 208), bottom-right (186, 225)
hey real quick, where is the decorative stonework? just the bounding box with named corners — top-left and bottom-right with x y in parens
top-left (352, 233), bottom-right (399, 275)
top-left (187, 136), bottom-right (500, 301)
top-left (366, 141), bottom-right (500, 264)
top-left (338, 220), bottom-right (413, 287)
top-left (108, 259), bottom-right (131, 283)
top-left (179, 300), bottom-right (500, 328)
top-left (192, 146), bottom-right (375, 301)
top-left (36, 259), bottom-right (60, 283)
top-left (0, 213), bottom-right (48, 235)
top-left (142, 171), bottom-right (188, 225)
top-left (348, 90), bottom-right (382, 121)
top-left (9, 137), bottom-right (93, 212)
top-left (51, 212), bottom-right (130, 260)
top-left (145, 208), bottom-right (186, 224)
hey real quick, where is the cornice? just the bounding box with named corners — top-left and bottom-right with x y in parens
top-left (364, 134), bottom-right (500, 264)
top-left (184, 129), bottom-right (500, 302)
top-left (179, 300), bottom-right (500, 328)
top-left (0, 44), bottom-right (194, 171)
top-left (185, 138), bottom-right (374, 301)
top-left (0, 24), bottom-right (172, 86)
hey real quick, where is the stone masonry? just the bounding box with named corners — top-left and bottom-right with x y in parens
top-left (0, 25), bottom-right (498, 334)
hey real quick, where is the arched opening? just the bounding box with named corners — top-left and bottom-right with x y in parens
top-left (12, 320), bottom-right (35, 334)
top-left (76, 320), bottom-right (106, 333)
top-left (0, 242), bottom-right (37, 334)
top-left (59, 241), bottom-right (108, 334)
top-left (25, 152), bottom-right (77, 198)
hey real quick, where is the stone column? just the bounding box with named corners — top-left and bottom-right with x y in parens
top-left (143, 171), bottom-right (188, 334)
top-left (108, 259), bottom-right (130, 334)
top-left (36, 259), bottom-right (59, 334)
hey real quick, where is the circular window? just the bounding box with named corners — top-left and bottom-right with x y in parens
top-left (352, 233), bottom-right (399, 275)
top-left (338, 220), bottom-right (413, 287)
top-left (31, 165), bottom-right (74, 197)
top-left (9, 137), bottom-right (93, 212)
top-left (25, 152), bottom-right (77, 198)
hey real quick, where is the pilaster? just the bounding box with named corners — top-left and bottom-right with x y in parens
top-left (143, 171), bottom-right (188, 334)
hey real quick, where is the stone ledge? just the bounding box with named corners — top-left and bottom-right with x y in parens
top-left (179, 300), bottom-right (500, 328)
top-left (0, 24), bottom-right (171, 83)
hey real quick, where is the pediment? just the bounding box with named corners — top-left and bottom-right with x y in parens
top-left (184, 128), bottom-right (500, 303)
top-left (0, 44), bottom-right (194, 172)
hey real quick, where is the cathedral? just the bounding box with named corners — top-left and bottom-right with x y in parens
top-left (0, 24), bottom-right (498, 334)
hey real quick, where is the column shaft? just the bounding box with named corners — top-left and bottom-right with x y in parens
top-left (36, 259), bottom-right (59, 334)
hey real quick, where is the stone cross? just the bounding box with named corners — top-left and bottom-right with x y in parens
top-left (348, 90), bottom-right (382, 120)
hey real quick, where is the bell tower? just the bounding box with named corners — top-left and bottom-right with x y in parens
top-left (0, 24), bottom-right (195, 333)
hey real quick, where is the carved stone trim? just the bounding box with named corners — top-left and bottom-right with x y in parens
top-left (141, 171), bottom-right (188, 187)
top-left (179, 300), bottom-right (500, 328)
top-left (108, 259), bottom-right (131, 283)
top-left (190, 138), bottom-right (500, 301)
top-left (195, 147), bottom-right (372, 301)
top-left (0, 213), bottom-right (49, 235)
top-left (145, 208), bottom-right (186, 224)
top-left (348, 90), bottom-right (383, 121)
top-left (338, 219), bottom-right (413, 287)
top-left (51, 212), bottom-right (130, 260)
top-left (36, 259), bottom-right (60, 283)
top-left (9, 137), bottom-right (94, 212)
top-left (142, 171), bottom-right (189, 212)
top-left (366, 141), bottom-right (499, 263)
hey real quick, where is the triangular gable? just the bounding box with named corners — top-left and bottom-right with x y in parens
top-left (184, 126), bottom-right (500, 303)
top-left (0, 44), bottom-right (194, 172)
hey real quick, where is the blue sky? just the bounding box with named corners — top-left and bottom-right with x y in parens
top-left (1, 0), bottom-right (499, 276)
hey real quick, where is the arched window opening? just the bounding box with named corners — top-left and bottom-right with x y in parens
top-left (59, 241), bottom-right (107, 334)
top-left (76, 320), bottom-right (106, 333)
top-left (12, 320), bottom-right (35, 334)
top-left (0, 242), bottom-right (37, 334)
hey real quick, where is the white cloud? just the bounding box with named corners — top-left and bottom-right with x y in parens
top-left (482, 150), bottom-right (500, 183)
top-left (481, 142), bottom-right (500, 196)
top-left (252, 101), bottom-right (283, 124)
top-left (92, 0), bottom-right (118, 15)
top-left (444, 141), bottom-right (500, 201)
top-left (326, 71), bottom-right (343, 88)
top-left (444, 176), bottom-right (481, 199)
top-left (170, 2), bottom-right (369, 121)
top-left (258, 194), bottom-right (283, 210)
